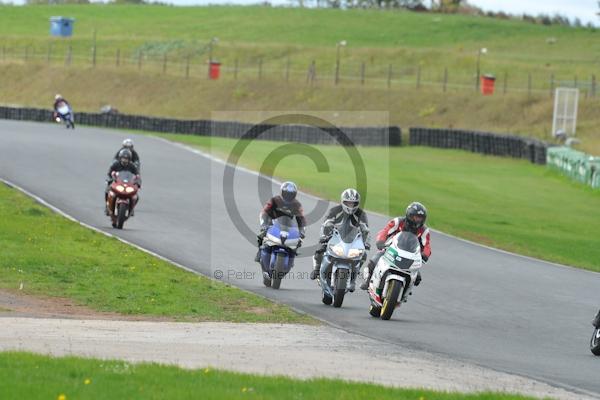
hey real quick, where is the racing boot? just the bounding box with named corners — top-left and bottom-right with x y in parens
top-left (309, 254), bottom-right (321, 280)
top-left (360, 260), bottom-right (375, 290)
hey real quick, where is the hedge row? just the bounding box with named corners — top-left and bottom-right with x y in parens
top-left (409, 127), bottom-right (548, 164)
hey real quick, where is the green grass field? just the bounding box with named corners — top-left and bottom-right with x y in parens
top-left (0, 182), bottom-right (312, 323)
top-left (0, 352), bottom-right (541, 400)
top-left (145, 133), bottom-right (600, 272)
top-left (0, 4), bottom-right (597, 80)
top-left (1, 5), bottom-right (599, 153)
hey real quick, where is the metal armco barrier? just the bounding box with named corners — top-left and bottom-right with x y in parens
top-left (409, 127), bottom-right (549, 164)
top-left (0, 106), bottom-right (401, 147)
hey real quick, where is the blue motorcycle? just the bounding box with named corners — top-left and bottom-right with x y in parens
top-left (259, 216), bottom-right (302, 289)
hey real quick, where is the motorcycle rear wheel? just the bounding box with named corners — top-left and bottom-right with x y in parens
top-left (116, 203), bottom-right (128, 229)
top-left (271, 253), bottom-right (286, 290)
top-left (591, 328), bottom-right (600, 356)
top-left (380, 280), bottom-right (402, 320)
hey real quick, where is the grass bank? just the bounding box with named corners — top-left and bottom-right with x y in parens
top-left (1, 64), bottom-right (599, 154)
top-left (146, 133), bottom-right (600, 272)
top-left (0, 182), bottom-right (312, 323)
top-left (0, 351), bottom-right (542, 400)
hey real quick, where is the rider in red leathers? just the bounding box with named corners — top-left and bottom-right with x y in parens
top-left (360, 202), bottom-right (431, 290)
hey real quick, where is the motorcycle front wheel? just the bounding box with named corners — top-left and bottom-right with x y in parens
top-left (332, 269), bottom-right (349, 308)
top-left (591, 328), bottom-right (600, 356)
top-left (380, 280), bottom-right (402, 320)
top-left (271, 253), bottom-right (286, 290)
top-left (116, 203), bottom-right (128, 229)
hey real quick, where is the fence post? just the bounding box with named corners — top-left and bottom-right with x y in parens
top-left (1, 45), bottom-right (5, 62)
top-left (550, 73), bottom-right (554, 97)
top-left (387, 64), bottom-right (392, 89)
top-left (92, 29), bottom-right (97, 68)
top-left (65, 45), bottom-right (72, 66)
top-left (115, 48), bottom-right (120, 67)
top-left (162, 54), bottom-right (167, 74)
top-left (527, 73), bottom-right (532, 97)
top-left (306, 60), bottom-right (316, 84)
top-left (258, 58), bottom-right (263, 80)
top-left (503, 71), bottom-right (507, 94)
top-left (416, 65), bottom-right (421, 89)
top-left (24, 45), bottom-right (29, 62)
top-left (574, 75), bottom-right (578, 89)
top-left (360, 62), bottom-right (365, 85)
top-left (592, 74), bottom-right (596, 98)
top-left (185, 55), bottom-right (190, 79)
top-left (234, 58), bottom-right (239, 81)
top-left (443, 67), bottom-right (448, 92)
top-left (137, 52), bottom-right (142, 71)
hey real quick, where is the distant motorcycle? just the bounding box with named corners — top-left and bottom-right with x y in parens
top-left (591, 310), bottom-right (600, 356)
top-left (106, 170), bottom-right (139, 229)
top-left (54, 103), bottom-right (75, 129)
top-left (259, 215), bottom-right (301, 289)
top-left (366, 231), bottom-right (422, 320)
top-left (318, 223), bottom-right (365, 308)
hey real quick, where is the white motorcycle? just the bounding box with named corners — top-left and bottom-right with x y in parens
top-left (591, 310), bottom-right (600, 356)
top-left (366, 231), bottom-right (422, 320)
top-left (318, 223), bottom-right (366, 308)
top-left (55, 103), bottom-right (75, 129)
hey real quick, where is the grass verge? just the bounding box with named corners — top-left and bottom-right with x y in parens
top-left (0, 182), bottom-right (313, 323)
top-left (0, 351), bottom-right (541, 400)
top-left (1, 64), bottom-right (599, 154)
top-left (146, 133), bottom-right (600, 272)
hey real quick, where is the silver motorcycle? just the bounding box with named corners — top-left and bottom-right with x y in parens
top-left (318, 222), bottom-right (366, 308)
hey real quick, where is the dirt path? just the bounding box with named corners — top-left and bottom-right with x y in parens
top-left (0, 316), bottom-right (593, 400)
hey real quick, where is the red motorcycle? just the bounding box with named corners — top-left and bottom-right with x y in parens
top-left (106, 170), bottom-right (140, 229)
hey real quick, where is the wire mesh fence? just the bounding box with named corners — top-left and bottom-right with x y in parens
top-left (0, 41), bottom-right (597, 98)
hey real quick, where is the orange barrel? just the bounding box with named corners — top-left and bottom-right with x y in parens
top-left (209, 61), bottom-right (221, 80)
top-left (481, 74), bottom-right (496, 95)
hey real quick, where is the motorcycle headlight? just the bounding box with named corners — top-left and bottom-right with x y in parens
top-left (115, 185), bottom-right (125, 192)
top-left (125, 186), bottom-right (135, 193)
top-left (331, 244), bottom-right (344, 257)
top-left (348, 249), bottom-right (363, 258)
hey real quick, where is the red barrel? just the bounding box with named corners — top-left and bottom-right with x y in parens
top-left (209, 61), bottom-right (221, 80)
top-left (481, 74), bottom-right (496, 95)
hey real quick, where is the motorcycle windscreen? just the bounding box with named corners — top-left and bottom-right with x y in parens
top-left (116, 170), bottom-right (136, 183)
top-left (337, 215), bottom-right (362, 243)
top-left (391, 232), bottom-right (421, 269)
top-left (57, 104), bottom-right (70, 114)
top-left (274, 216), bottom-right (299, 237)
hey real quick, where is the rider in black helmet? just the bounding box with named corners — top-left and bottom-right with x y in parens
top-left (105, 149), bottom-right (141, 215)
top-left (114, 138), bottom-right (140, 171)
top-left (254, 181), bottom-right (306, 263)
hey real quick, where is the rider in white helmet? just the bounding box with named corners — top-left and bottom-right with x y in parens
top-left (52, 94), bottom-right (71, 119)
top-left (309, 188), bottom-right (370, 292)
top-left (114, 138), bottom-right (140, 170)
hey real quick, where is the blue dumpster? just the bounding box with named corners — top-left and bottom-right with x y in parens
top-left (49, 17), bottom-right (75, 37)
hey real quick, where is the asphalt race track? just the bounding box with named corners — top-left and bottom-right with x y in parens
top-left (1, 120), bottom-right (599, 397)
